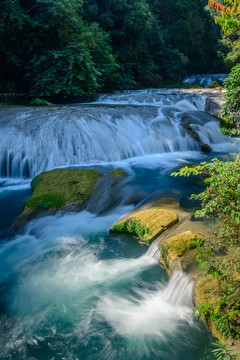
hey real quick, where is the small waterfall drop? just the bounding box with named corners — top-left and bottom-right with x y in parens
top-left (146, 238), bottom-right (161, 260)
top-left (183, 73), bottom-right (228, 88)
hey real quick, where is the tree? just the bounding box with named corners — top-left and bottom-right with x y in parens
top-left (213, 0), bottom-right (240, 35)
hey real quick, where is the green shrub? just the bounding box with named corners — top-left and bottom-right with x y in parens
top-left (171, 154), bottom-right (240, 339)
top-left (30, 98), bottom-right (52, 106)
top-left (221, 64), bottom-right (240, 135)
top-left (212, 342), bottom-right (236, 360)
top-left (209, 80), bottom-right (223, 88)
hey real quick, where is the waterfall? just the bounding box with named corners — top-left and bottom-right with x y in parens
top-left (146, 238), bottom-right (161, 260)
top-left (162, 271), bottom-right (193, 307)
top-left (183, 74), bottom-right (228, 88)
top-left (0, 90), bottom-right (230, 178)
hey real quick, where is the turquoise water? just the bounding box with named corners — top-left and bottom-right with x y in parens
top-left (1, 90), bottom-right (236, 359)
top-left (0, 161), bottom-right (217, 360)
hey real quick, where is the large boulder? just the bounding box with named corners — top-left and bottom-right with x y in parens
top-left (11, 168), bottom-right (102, 233)
top-left (204, 94), bottom-right (225, 117)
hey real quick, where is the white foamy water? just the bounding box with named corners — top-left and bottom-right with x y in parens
top-left (0, 209), bottom-right (199, 359)
top-left (0, 177), bottom-right (31, 193)
top-left (0, 89), bottom-right (233, 178)
top-left (97, 272), bottom-right (193, 339)
top-left (183, 74), bottom-right (228, 87)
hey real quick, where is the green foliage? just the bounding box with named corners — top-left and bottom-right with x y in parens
top-left (112, 219), bottom-right (152, 243)
top-left (30, 98), bottom-right (51, 106)
top-left (171, 154), bottom-right (240, 339)
top-left (214, 0), bottom-right (240, 35)
top-left (172, 155), bottom-right (240, 247)
top-left (209, 80), bottom-right (224, 88)
top-left (212, 342), bottom-right (236, 360)
top-left (27, 44), bottom-right (101, 97)
top-left (0, 0), bottom-right (220, 95)
top-left (31, 176), bottom-right (44, 190)
top-left (221, 64), bottom-right (240, 135)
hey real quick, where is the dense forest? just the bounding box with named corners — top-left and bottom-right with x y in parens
top-left (0, 0), bottom-right (228, 98)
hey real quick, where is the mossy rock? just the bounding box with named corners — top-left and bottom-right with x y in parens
top-left (109, 168), bottom-right (127, 178)
top-left (28, 168), bottom-right (101, 210)
top-left (159, 231), bottom-right (202, 271)
top-left (110, 206), bottom-right (179, 244)
top-left (194, 274), bottom-right (226, 343)
top-left (11, 168), bottom-right (102, 233)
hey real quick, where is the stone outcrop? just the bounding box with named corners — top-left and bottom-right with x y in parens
top-left (110, 203), bottom-right (179, 244)
top-left (204, 93), bottom-right (225, 117)
top-left (159, 231), bottom-right (202, 275)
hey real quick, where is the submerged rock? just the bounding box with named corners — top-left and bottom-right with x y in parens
top-left (183, 122), bottom-right (201, 142)
top-left (86, 168), bottom-right (128, 214)
top-left (110, 205), bottom-right (179, 244)
top-left (201, 143), bottom-right (212, 153)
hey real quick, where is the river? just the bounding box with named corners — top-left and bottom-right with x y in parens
top-left (0, 88), bottom-right (237, 359)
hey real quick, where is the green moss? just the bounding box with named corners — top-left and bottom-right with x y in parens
top-left (111, 207), bottom-right (178, 244)
top-left (109, 168), bottom-right (127, 178)
top-left (26, 192), bottom-right (66, 209)
top-left (26, 168), bottom-right (101, 211)
top-left (31, 176), bottom-right (44, 190)
top-left (112, 219), bottom-right (152, 243)
top-left (160, 231), bottom-right (202, 269)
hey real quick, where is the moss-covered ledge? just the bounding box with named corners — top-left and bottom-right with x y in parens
top-left (159, 231), bottom-right (203, 275)
top-left (110, 206), bottom-right (179, 244)
top-left (11, 168), bottom-right (102, 233)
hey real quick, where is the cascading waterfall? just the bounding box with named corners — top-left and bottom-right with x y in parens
top-left (0, 89), bottom-right (231, 178)
top-left (183, 73), bottom-right (228, 87)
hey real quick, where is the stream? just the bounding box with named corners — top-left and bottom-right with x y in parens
top-left (0, 88), bottom-right (238, 359)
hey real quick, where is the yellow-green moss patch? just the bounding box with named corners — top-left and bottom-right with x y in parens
top-left (159, 231), bottom-right (202, 270)
top-left (110, 206), bottom-right (179, 244)
top-left (109, 168), bottom-right (127, 178)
